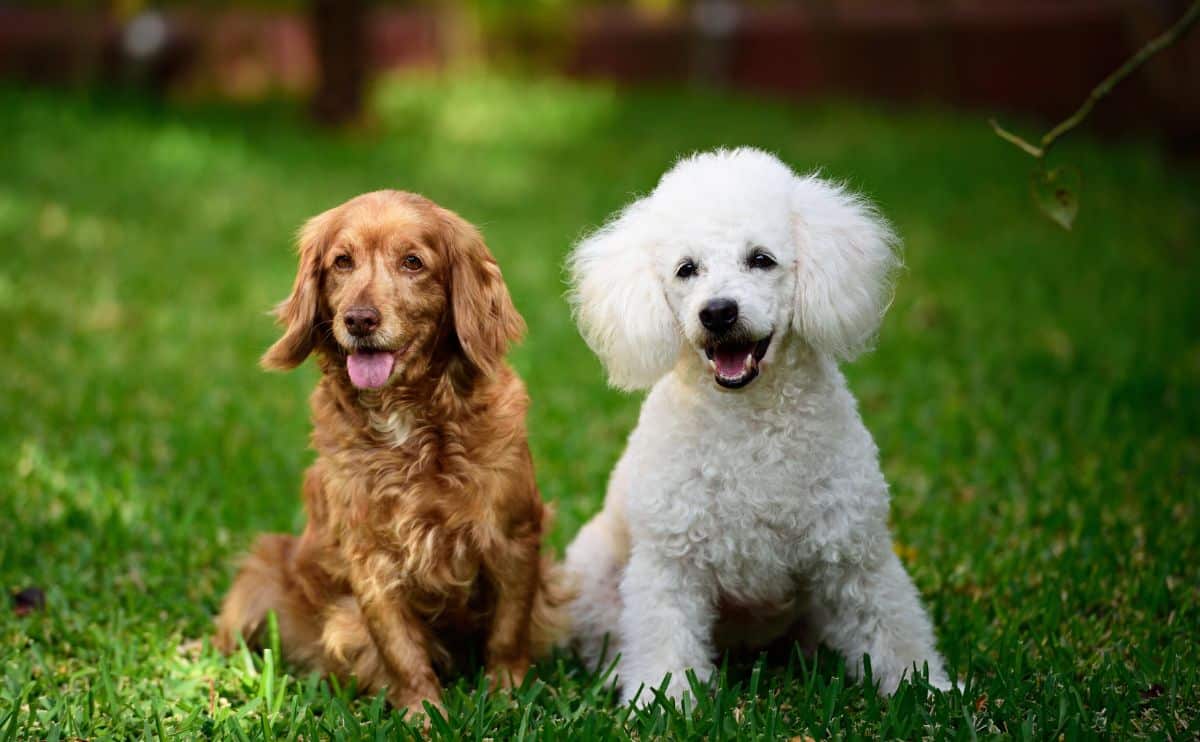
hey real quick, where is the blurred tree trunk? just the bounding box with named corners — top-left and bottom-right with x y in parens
top-left (691, 0), bottom-right (740, 87)
top-left (310, 0), bottom-right (367, 126)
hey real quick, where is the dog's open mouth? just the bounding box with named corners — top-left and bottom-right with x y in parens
top-left (704, 334), bottom-right (772, 389)
top-left (345, 346), bottom-right (407, 390)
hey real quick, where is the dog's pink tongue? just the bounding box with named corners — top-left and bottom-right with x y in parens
top-left (347, 351), bottom-right (395, 389)
top-left (713, 345), bottom-right (753, 378)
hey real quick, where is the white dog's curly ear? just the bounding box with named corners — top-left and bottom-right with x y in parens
top-left (568, 208), bottom-right (680, 390)
top-left (791, 176), bottom-right (901, 361)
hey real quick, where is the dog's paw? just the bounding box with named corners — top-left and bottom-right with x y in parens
top-left (485, 660), bottom-right (530, 691)
top-left (622, 668), bottom-right (712, 709)
top-left (211, 629), bottom-right (237, 657)
top-left (390, 687), bottom-right (442, 730)
top-left (926, 673), bottom-right (955, 693)
top-left (876, 668), bottom-right (954, 698)
top-left (397, 697), bottom-right (441, 732)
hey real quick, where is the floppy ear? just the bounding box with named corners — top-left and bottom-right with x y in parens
top-left (567, 202), bottom-right (680, 391)
top-left (260, 209), bottom-right (336, 370)
top-left (439, 209), bottom-right (525, 376)
top-left (791, 175), bottom-right (900, 361)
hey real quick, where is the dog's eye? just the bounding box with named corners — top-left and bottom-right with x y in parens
top-left (334, 254), bottom-right (354, 271)
top-left (675, 260), bottom-right (698, 280)
top-left (402, 255), bottom-right (423, 271)
top-left (748, 250), bottom-right (777, 270)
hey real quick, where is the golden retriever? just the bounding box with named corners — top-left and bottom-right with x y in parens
top-left (215, 190), bottom-right (570, 716)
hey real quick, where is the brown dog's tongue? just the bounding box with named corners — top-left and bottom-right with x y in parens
top-left (347, 351), bottom-right (395, 389)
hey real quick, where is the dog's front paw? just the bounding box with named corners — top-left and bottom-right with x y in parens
top-left (390, 687), bottom-right (442, 730)
top-left (621, 666), bottom-right (713, 709)
top-left (401, 699), bottom-right (442, 733)
top-left (925, 671), bottom-right (954, 694)
top-left (485, 659), bottom-right (530, 691)
top-left (875, 666), bottom-right (954, 697)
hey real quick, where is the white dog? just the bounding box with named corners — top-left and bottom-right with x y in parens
top-left (564, 148), bottom-right (950, 705)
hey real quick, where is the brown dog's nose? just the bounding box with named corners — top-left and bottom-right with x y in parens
top-left (343, 306), bottom-right (381, 337)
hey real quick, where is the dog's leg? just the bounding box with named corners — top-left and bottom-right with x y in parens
top-left (347, 562), bottom-right (442, 716)
top-left (617, 547), bottom-right (716, 706)
top-left (320, 597), bottom-right (393, 697)
top-left (482, 538), bottom-right (538, 689)
top-left (808, 551), bottom-right (949, 695)
top-left (527, 554), bottom-right (574, 660)
top-left (565, 508), bottom-right (627, 672)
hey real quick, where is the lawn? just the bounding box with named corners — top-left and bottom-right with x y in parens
top-left (1, 73), bottom-right (1197, 739)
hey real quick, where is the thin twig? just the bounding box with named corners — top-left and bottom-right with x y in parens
top-left (994, 1), bottom-right (1200, 160)
top-left (989, 119), bottom-right (1043, 158)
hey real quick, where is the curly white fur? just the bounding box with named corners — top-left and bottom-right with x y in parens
top-left (565, 148), bottom-right (949, 705)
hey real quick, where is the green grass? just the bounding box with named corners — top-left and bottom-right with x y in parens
top-left (1, 72), bottom-right (1197, 739)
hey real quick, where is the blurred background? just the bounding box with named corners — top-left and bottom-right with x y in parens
top-left (3, 0), bottom-right (1198, 144)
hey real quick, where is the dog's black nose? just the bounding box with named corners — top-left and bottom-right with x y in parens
top-left (344, 306), bottom-right (381, 337)
top-left (699, 298), bottom-right (739, 332)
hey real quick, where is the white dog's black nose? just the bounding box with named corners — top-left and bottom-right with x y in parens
top-left (699, 298), bottom-right (738, 332)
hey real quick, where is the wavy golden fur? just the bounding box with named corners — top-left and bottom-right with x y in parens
top-left (215, 191), bottom-right (571, 715)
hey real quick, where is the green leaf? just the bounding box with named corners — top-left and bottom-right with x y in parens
top-left (1030, 165), bottom-right (1081, 230)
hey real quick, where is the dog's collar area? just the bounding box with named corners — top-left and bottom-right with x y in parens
top-left (705, 333), bottom-right (772, 389)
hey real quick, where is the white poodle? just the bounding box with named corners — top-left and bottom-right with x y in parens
top-left (564, 147), bottom-right (950, 705)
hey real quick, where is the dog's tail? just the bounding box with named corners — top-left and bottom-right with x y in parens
top-left (528, 508), bottom-right (578, 659)
top-left (214, 533), bottom-right (319, 659)
top-left (562, 506), bottom-right (628, 671)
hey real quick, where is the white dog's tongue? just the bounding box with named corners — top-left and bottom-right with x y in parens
top-left (347, 351), bottom-right (395, 389)
top-left (713, 344), bottom-right (754, 378)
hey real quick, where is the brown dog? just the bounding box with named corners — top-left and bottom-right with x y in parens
top-left (215, 191), bottom-right (571, 716)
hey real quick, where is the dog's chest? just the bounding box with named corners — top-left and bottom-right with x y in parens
top-left (690, 451), bottom-right (815, 594)
top-left (630, 385), bottom-right (851, 600)
top-left (344, 481), bottom-right (483, 611)
top-left (367, 409), bottom-right (415, 448)
top-left (328, 414), bottom-right (486, 605)
top-left (635, 440), bottom-right (814, 596)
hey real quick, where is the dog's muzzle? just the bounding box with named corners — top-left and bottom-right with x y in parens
top-left (704, 332), bottom-right (772, 389)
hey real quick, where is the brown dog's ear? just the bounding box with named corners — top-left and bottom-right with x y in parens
top-left (261, 209), bottom-right (336, 370)
top-left (439, 208), bottom-right (525, 375)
